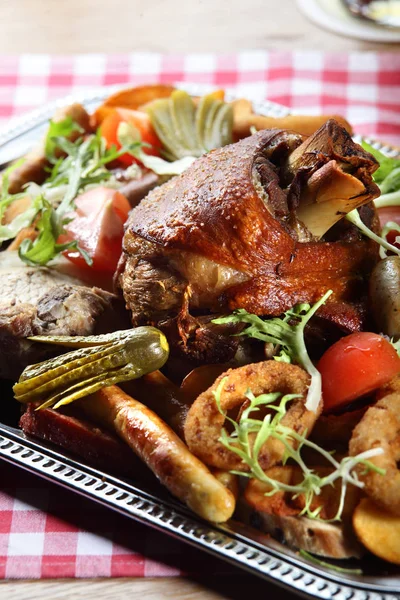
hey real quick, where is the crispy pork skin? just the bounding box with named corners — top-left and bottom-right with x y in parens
top-left (117, 122), bottom-right (380, 360)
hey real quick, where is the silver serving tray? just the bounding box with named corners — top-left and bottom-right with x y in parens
top-left (0, 85), bottom-right (399, 600)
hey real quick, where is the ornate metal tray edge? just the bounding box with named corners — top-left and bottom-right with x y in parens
top-left (0, 423), bottom-right (397, 600)
top-left (0, 85), bottom-right (399, 600)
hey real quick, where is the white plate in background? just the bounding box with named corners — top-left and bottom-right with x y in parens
top-left (297, 0), bottom-right (400, 42)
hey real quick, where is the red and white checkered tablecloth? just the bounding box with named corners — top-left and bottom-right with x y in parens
top-left (1, 52), bottom-right (400, 144)
top-left (1, 51), bottom-right (400, 580)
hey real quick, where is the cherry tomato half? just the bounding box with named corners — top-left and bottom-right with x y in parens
top-left (318, 332), bottom-right (400, 413)
top-left (59, 187), bottom-right (131, 272)
top-left (378, 206), bottom-right (400, 229)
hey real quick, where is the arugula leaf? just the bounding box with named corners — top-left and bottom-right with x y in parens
top-left (214, 382), bottom-right (385, 522)
top-left (45, 116), bottom-right (83, 163)
top-left (380, 166), bottom-right (400, 195)
top-left (361, 141), bottom-right (400, 210)
top-left (18, 196), bottom-right (93, 267)
top-left (362, 141), bottom-right (400, 184)
top-left (213, 291), bottom-right (332, 413)
top-left (18, 129), bottom-right (142, 267)
top-left (18, 197), bottom-right (58, 265)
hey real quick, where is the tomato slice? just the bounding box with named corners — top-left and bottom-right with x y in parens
top-left (386, 228), bottom-right (400, 250)
top-left (100, 108), bottom-right (162, 167)
top-left (378, 207), bottom-right (400, 229)
top-left (318, 332), bottom-right (400, 413)
top-left (59, 187), bottom-right (130, 272)
top-left (377, 207), bottom-right (400, 252)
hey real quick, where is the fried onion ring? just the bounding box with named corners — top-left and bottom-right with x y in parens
top-left (349, 392), bottom-right (400, 516)
top-left (184, 361), bottom-right (318, 471)
top-left (376, 373), bottom-right (400, 399)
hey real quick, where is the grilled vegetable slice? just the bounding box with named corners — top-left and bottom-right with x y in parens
top-left (13, 327), bottom-right (169, 410)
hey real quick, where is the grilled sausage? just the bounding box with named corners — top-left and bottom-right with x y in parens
top-left (80, 385), bottom-right (236, 523)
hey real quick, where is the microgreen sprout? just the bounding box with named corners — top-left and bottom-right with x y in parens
top-left (346, 209), bottom-right (400, 258)
top-left (214, 379), bottom-right (385, 522)
top-left (213, 291), bottom-right (332, 413)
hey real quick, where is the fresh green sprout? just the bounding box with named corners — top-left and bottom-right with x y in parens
top-left (345, 142), bottom-right (400, 253)
top-left (214, 379), bottom-right (384, 522)
top-left (213, 291), bottom-right (332, 414)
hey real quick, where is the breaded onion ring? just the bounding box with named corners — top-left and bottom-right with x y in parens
top-left (376, 373), bottom-right (400, 399)
top-left (184, 361), bottom-right (319, 471)
top-left (349, 392), bottom-right (400, 516)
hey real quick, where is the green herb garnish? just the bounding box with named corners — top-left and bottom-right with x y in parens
top-left (346, 208), bottom-right (400, 258)
top-left (362, 141), bottom-right (400, 185)
top-left (299, 550), bottom-right (363, 575)
top-left (17, 120), bottom-right (142, 266)
top-left (343, 144), bottom-right (400, 254)
top-left (214, 381), bottom-right (385, 521)
top-left (213, 291), bottom-right (332, 413)
top-left (45, 116), bottom-right (83, 162)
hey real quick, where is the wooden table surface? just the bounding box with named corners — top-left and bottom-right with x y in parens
top-left (1, 0), bottom-right (400, 598)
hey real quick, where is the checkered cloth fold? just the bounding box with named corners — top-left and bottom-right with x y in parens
top-left (0, 51), bottom-right (400, 579)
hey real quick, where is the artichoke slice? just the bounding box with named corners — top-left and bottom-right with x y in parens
top-left (146, 97), bottom-right (187, 161)
top-left (146, 90), bottom-right (233, 160)
top-left (13, 326), bottom-right (169, 410)
top-left (169, 90), bottom-right (201, 155)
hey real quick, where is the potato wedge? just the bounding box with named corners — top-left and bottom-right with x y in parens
top-left (3, 195), bottom-right (32, 225)
top-left (7, 225), bottom-right (38, 250)
top-left (353, 497), bottom-right (400, 565)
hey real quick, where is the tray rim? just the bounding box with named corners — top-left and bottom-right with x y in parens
top-left (0, 84), bottom-right (399, 600)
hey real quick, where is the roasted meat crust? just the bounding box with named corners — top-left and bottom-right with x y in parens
top-left (117, 123), bottom-right (380, 359)
top-left (121, 130), bottom-right (303, 271)
top-left (0, 282), bottom-right (121, 379)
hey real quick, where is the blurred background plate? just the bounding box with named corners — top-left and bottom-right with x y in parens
top-left (297, 0), bottom-right (400, 41)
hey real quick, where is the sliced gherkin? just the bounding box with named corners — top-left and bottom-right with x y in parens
top-left (146, 90), bottom-right (233, 161)
top-left (13, 326), bottom-right (169, 410)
